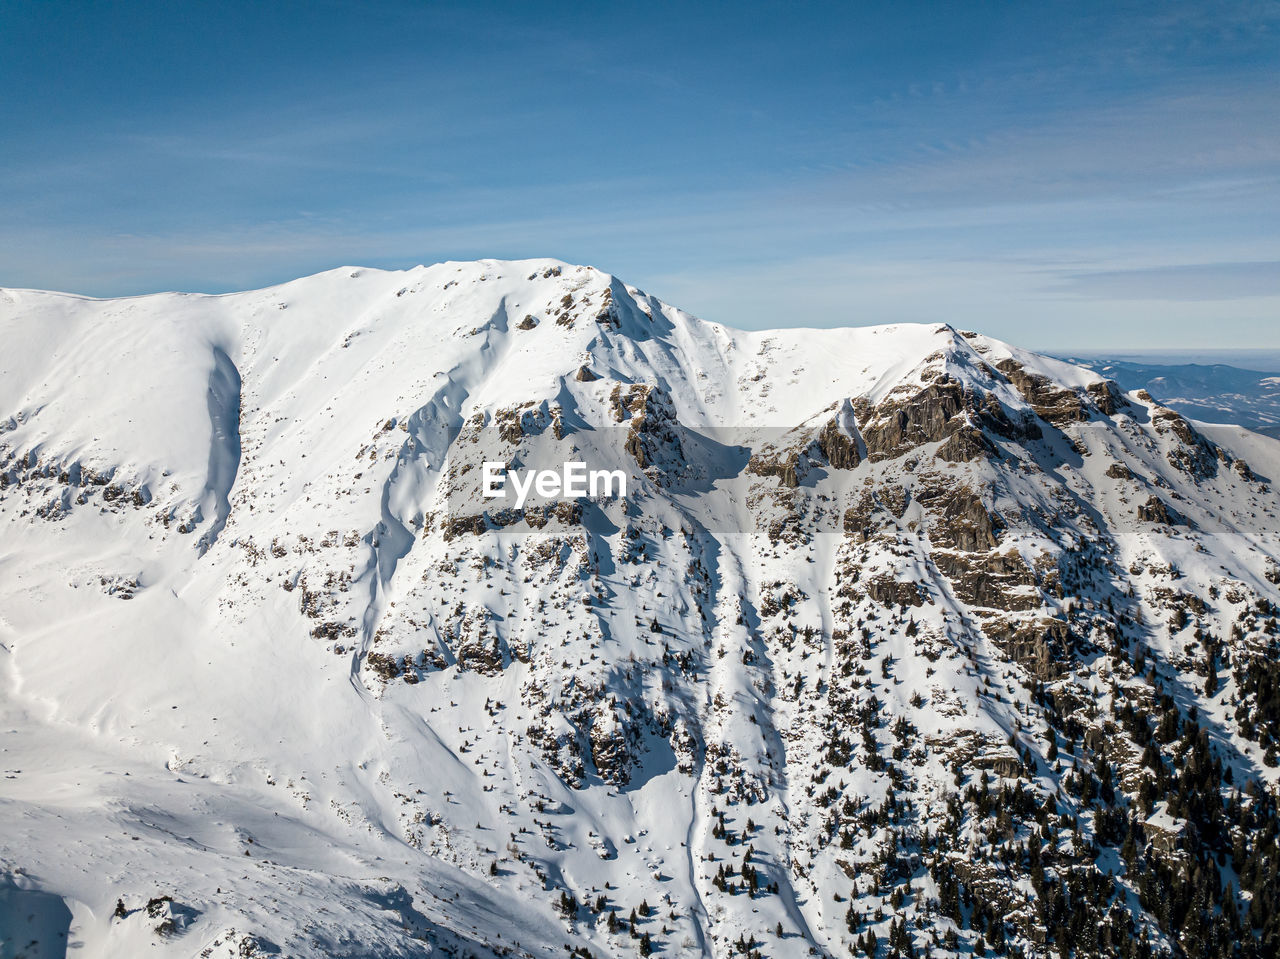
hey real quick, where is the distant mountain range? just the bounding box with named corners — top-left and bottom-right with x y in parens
top-left (1060, 354), bottom-right (1280, 439)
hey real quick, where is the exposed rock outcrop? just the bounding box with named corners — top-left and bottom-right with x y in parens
top-left (934, 550), bottom-right (1040, 611)
top-left (994, 358), bottom-right (1087, 426)
top-left (925, 486), bottom-right (999, 552)
top-left (984, 617), bottom-right (1070, 680)
top-left (1137, 495), bottom-right (1183, 526)
top-left (816, 416), bottom-right (862, 470)
top-left (856, 378), bottom-right (966, 460)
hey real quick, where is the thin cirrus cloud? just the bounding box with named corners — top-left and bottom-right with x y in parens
top-left (1053, 261), bottom-right (1280, 302)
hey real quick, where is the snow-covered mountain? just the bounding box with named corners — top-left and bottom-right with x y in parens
top-left (2, 260), bottom-right (1278, 959)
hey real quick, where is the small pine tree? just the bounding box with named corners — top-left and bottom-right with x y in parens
top-left (1205, 655), bottom-right (1219, 696)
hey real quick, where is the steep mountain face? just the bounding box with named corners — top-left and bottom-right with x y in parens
top-left (1, 260), bottom-right (1279, 959)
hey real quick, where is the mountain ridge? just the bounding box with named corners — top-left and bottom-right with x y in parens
top-left (2, 260), bottom-right (1279, 959)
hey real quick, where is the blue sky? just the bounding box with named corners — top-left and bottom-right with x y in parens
top-left (2, 0), bottom-right (1277, 349)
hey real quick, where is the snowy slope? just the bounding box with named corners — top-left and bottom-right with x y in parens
top-left (2, 260), bottom-right (1279, 959)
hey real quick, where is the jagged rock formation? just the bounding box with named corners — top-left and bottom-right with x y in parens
top-left (1, 260), bottom-right (1279, 959)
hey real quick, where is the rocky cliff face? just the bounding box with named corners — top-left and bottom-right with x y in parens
top-left (1, 260), bottom-right (1278, 959)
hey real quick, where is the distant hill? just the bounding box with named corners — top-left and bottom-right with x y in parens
top-left (1060, 355), bottom-right (1280, 439)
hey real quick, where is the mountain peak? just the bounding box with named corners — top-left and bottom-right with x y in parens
top-left (3, 265), bottom-right (1279, 957)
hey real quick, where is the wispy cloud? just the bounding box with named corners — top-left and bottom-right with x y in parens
top-left (1052, 261), bottom-right (1280, 301)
